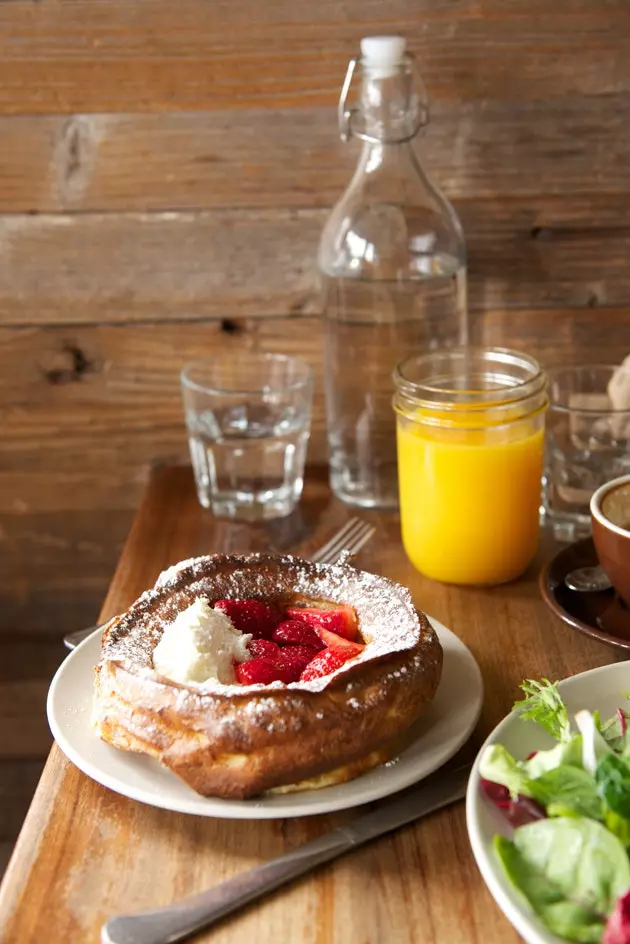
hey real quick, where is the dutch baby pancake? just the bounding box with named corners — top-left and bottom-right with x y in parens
top-left (93, 553), bottom-right (443, 798)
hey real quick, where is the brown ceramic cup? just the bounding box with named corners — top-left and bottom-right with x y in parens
top-left (591, 474), bottom-right (630, 606)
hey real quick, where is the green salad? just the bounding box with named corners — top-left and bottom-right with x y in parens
top-left (479, 680), bottom-right (630, 944)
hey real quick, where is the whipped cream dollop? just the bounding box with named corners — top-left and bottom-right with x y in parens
top-left (152, 597), bottom-right (251, 686)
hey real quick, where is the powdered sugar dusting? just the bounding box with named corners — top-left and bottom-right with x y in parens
top-left (154, 558), bottom-right (201, 588)
top-left (100, 553), bottom-right (423, 698)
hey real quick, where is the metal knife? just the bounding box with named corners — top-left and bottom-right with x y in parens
top-left (64, 623), bottom-right (103, 649)
top-left (101, 761), bottom-right (471, 944)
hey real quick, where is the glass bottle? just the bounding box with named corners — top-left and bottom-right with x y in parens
top-left (318, 35), bottom-right (468, 509)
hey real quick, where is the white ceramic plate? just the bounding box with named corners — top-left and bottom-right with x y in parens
top-left (467, 660), bottom-right (630, 944)
top-left (48, 617), bottom-right (482, 819)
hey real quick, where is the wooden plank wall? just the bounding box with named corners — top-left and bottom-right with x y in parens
top-left (2, 0), bottom-right (630, 862)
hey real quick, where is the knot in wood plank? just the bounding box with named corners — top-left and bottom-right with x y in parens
top-left (54, 116), bottom-right (103, 208)
top-left (42, 343), bottom-right (96, 386)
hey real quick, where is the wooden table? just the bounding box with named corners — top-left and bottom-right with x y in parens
top-left (0, 466), bottom-right (621, 944)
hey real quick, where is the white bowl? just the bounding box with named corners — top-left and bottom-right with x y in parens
top-left (466, 661), bottom-right (630, 944)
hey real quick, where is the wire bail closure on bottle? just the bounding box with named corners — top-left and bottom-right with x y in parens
top-left (338, 53), bottom-right (430, 144)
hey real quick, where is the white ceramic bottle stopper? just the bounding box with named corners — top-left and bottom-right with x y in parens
top-left (360, 36), bottom-right (407, 78)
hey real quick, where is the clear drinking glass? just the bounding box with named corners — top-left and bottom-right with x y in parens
top-left (181, 353), bottom-right (314, 521)
top-left (542, 365), bottom-right (630, 541)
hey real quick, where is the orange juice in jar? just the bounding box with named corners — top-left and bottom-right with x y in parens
top-left (393, 348), bottom-right (548, 586)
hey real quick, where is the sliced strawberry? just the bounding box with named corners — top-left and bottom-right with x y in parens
top-left (314, 627), bottom-right (364, 658)
top-left (299, 649), bottom-right (348, 682)
top-left (214, 599), bottom-right (281, 639)
top-left (279, 644), bottom-right (318, 676)
top-left (273, 653), bottom-right (305, 683)
top-left (236, 656), bottom-right (295, 686)
top-left (247, 638), bottom-right (280, 659)
top-left (285, 605), bottom-right (358, 641)
top-left (272, 620), bottom-right (325, 651)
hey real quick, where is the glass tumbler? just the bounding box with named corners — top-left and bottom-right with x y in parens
top-left (181, 353), bottom-right (314, 521)
top-left (542, 365), bottom-right (630, 541)
top-left (393, 348), bottom-right (548, 585)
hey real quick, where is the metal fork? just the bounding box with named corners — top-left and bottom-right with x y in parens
top-left (62, 518), bottom-right (375, 650)
top-left (309, 517), bottom-right (374, 564)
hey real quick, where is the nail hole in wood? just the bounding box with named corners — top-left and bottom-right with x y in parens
top-left (220, 319), bottom-right (241, 335)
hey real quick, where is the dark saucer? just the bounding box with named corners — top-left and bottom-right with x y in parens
top-left (540, 537), bottom-right (630, 651)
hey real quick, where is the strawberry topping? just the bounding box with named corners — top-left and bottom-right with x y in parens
top-left (299, 649), bottom-right (348, 681)
top-left (279, 644), bottom-right (319, 675)
top-left (228, 598), bottom-right (364, 686)
top-left (214, 599), bottom-right (281, 639)
top-left (314, 627), bottom-right (364, 658)
top-left (272, 620), bottom-right (325, 651)
top-left (285, 604), bottom-right (358, 641)
top-left (236, 657), bottom-right (296, 686)
top-left (247, 638), bottom-right (280, 659)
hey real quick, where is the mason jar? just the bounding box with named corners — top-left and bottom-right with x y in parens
top-left (393, 348), bottom-right (548, 585)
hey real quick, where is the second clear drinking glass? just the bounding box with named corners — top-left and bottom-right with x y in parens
top-left (181, 353), bottom-right (314, 521)
top-left (318, 35), bottom-right (468, 510)
top-left (542, 364), bottom-right (630, 540)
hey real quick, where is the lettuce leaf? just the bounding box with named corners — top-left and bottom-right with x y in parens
top-left (479, 744), bottom-right (533, 798)
top-left (513, 679), bottom-right (572, 742)
top-left (577, 711), bottom-right (614, 775)
top-left (479, 738), bottom-right (583, 800)
top-left (495, 818), bottom-right (630, 942)
top-left (597, 755), bottom-right (630, 821)
top-left (598, 710), bottom-right (629, 755)
top-left (528, 766), bottom-right (603, 822)
top-left (525, 737), bottom-right (584, 779)
top-left (605, 811), bottom-right (630, 849)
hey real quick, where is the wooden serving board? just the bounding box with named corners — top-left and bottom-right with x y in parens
top-left (0, 466), bottom-right (620, 944)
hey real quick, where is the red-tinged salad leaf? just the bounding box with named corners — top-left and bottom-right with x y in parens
top-left (605, 890), bottom-right (630, 944)
top-left (480, 678), bottom-right (630, 944)
top-left (599, 710), bottom-right (630, 754)
top-left (479, 740), bottom-right (584, 801)
top-left (479, 744), bottom-right (533, 798)
top-left (481, 779), bottom-right (546, 828)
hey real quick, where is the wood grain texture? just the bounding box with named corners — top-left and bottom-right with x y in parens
top-left (0, 0), bottom-right (629, 115)
top-left (0, 509), bottom-right (131, 636)
top-left (0, 763), bottom-right (45, 842)
top-left (1, 95), bottom-right (629, 213)
top-left (0, 465), bottom-right (622, 944)
top-left (2, 198), bottom-right (630, 325)
top-left (1, 0), bottom-right (630, 921)
top-left (4, 310), bottom-right (630, 518)
top-left (0, 209), bottom-right (320, 325)
top-left (0, 683), bottom-right (51, 760)
top-left (0, 319), bottom-right (325, 513)
top-left (0, 639), bottom-right (64, 685)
